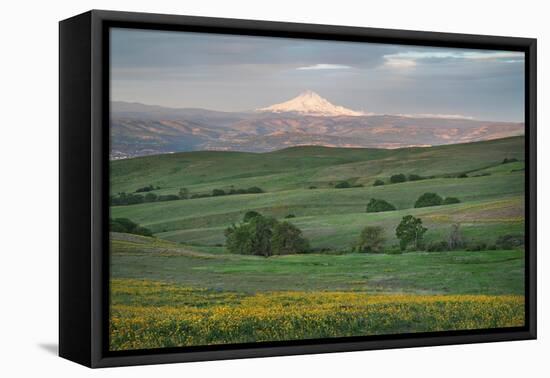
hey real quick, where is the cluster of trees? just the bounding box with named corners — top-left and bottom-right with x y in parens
top-left (414, 193), bottom-right (460, 208)
top-left (135, 184), bottom-right (160, 193)
top-left (366, 198), bottom-right (396, 213)
top-left (211, 186), bottom-right (263, 196)
top-left (225, 212), bottom-right (309, 257)
top-left (372, 173), bottom-right (430, 186)
top-left (354, 215), bottom-right (427, 253)
top-left (111, 186), bottom-right (265, 206)
top-left (334, 181), bottom-right (364, 189)
top-left (364, 193), bottom-right (460, 214)
top-left (354, 218), bottom-right (524, 255)
top-left (109, 218), bottom-right (153, 237)
top-left (110, 192), bottom-right (181, 206)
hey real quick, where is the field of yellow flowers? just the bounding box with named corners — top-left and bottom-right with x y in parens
top-left (109, 279), bottom-right (524, 351)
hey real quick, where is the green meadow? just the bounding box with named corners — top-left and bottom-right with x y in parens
top-left (109, 136), bottom-right (526, 350)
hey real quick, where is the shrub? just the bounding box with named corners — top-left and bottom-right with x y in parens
top-left (443, 197), bottom-right (461, 205)
top-left (466, 242), bottom-right (488, 251)
top-left (335, 181), bottom-right (351, 189)
top-left (158, 194), bottom-right (180, 201)
top-left (390, 174), bottom-right (406, 184)
top-left (246, 186), bottom-right (264, 194)
top-left (355, 226), bottom-right (386, 253)
top-left (243, 210), bottom-right (261, 222)
top-left (495, 234), bottom-right (524, 250)
top-left (396, 215), bottom-right (427, 251)
top-left (190, 193), bottom-right (210, 199)
top-left (408, 174), bottom-right (424, 181)
top-left (366, 198), bottom-right (396, 213)
top-left (212, 189), bottom-right (226, 196)
top-left (285, 214), bottom-right (296, 219)
top-left (457, 173), bottom-right (468, 178)
top-left (110, 218), bottom-right (153, 237)
top-left (135, 184), bottom-right (155, 193)
top-left (426, 241), bottom-right (449, 252)
top-left (308, 186), bottom-right (317, 189)
top-left (414, 192), bottom-right (443, 208)
top-left (144, 192), bottom-right (158, 202)
top-left (272, 221), bottom-right (310, 255)
top-left (352, 184), bottom-right (364, 188)
top-left (373, 179), bottom-right (385, 186)
top-left (503, 157), bottom-right (519, 164)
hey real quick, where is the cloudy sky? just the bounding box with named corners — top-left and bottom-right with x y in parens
top-left (111, 28), bottom-right (525, 122)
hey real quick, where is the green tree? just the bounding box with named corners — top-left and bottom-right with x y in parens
top-left (110, 218), bottom-right (153, 237)
top-left (366, 198), bottom-right (396, 213)
top-left (396, 215), bottom-right (427, 250)
top-left (390, 174), bottom-right (406, 184)
top-left (414, 192), bottom-right (443, 208)
top-left (408, 174), bottom-right (424, 181)
top-left (212, 188), bottom-right (225, 196)
top-left (243, 210), bottom-right (261, 222)
top-left (246, 186), bottom-right (264, 194)
top-left (144, 192), bottom-right (158, 202)
top-left (334, 181), bottom-right (351, 188)
top-left (224, 223), bottom-right (254, 255)
top-left (443, 197), bottom-right (460, 205)
top-left (355, 226), bottom-right (386, 253)
top-left (271, 221), bottom-right (310, 255)
top-left (373, 179), bottom-right (385, 186)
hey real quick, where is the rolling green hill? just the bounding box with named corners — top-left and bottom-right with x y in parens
top-left (111, 136), bottom-right (525, 250)
top-left (109, 136), bottom-right (526, 351)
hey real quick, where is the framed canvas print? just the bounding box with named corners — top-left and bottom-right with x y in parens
top-left (59, 10), bottom-right (537, 368)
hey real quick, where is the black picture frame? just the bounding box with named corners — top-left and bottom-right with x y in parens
top-left (59, 9), bottom-right (537, 368)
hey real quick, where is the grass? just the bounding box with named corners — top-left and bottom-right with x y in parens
top-left (111, 234), bottom-right (524, 295)
top-left (108, 136), bottom-right (526, 350)
top-left (110, 279), bottom-right (524, 351)
top-left (110, 136), bottom-right (524, 195)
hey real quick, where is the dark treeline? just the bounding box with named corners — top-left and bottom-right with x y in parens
top-left (110, 186), bottom-right (264, 206)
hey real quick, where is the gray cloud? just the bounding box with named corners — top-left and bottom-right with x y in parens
top-left (110, 28), bottom-right (525, 121)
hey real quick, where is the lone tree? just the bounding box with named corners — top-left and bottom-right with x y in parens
top-left (390, 173), bottom-right (407, 184)
top-left (396, 215), bottom-right (427, 251)
top-left (355, 226), bottom-right (386, 253)
top-left (447, 223), bottom-right (464, 250)
top-left (373, 179), bottom-right (385, 186)
top-left (271, 221), bottom-right (310, 255)
top-left (366, 198), bottom-right (396, 213)
top-left (414, 192), bottom-right (443, 208)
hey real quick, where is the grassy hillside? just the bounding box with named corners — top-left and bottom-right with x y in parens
top-left (109, 137), bottom-right (526, 350)
top-left (111, 136), bottom-right (525, 249)
top-left (110, 136), bottom-right (524, 194)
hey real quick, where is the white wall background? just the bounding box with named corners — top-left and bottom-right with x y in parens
top-left (1, 0), bottom-right (546, 376)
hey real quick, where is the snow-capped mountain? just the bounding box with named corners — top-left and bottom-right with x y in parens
top-left (258, 90), bottom-right (365, 117)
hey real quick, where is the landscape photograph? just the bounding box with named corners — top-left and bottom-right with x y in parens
top-left (109, 28), bottom-right (526, 351)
